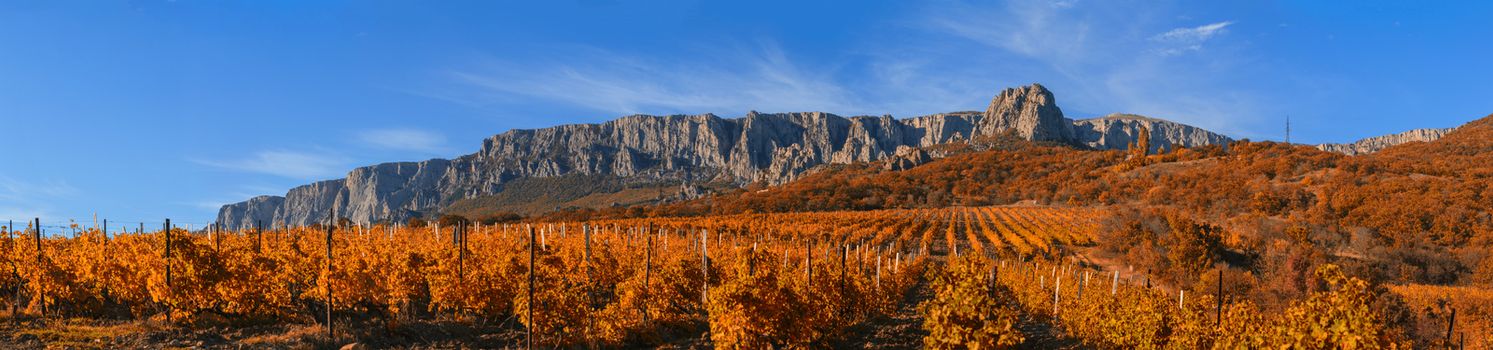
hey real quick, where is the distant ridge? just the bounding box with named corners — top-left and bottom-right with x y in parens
top-left (1316, 128), bottom-right (1456, 155)
top-left (1072, 113), bottom-right (1233, 153)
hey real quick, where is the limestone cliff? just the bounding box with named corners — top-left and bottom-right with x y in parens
top-left (216, 84), bottom-right (1229, 229)
top-left (1316, 128), bottom-right (1455, 155)
top-left (1072, 114), bottom-right (1234, 153)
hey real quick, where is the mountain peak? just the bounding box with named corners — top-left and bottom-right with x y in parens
top-left (982, 83), bottom-right (1072, 142)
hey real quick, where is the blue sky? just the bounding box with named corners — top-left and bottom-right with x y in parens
top-left (2, 0), bottom-right (1491, 228)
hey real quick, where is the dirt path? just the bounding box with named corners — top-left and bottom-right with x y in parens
top-left (1012, 312), bottom-right (1085, 349)
top-left (840, 274), bottom-right (933, 349)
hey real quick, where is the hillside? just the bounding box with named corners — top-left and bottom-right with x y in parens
top-left (575, 113), bottom-right (1493, 287)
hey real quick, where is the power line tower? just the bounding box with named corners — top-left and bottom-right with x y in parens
top-left (1285, 115), bottom-right (1291, 144)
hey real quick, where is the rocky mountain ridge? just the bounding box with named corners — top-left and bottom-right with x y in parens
top-left (1072, 114), bottom-right (1233, 153)
top-left (1315, 128), bottom-right (1455, 155)
top-left (217, 84), bottom-right (1233, 229)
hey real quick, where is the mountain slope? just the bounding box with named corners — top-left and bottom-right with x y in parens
top-left (626, 113), bottom-right (1493, 285)
top-left (216, 83), bottom-right (1232, 229)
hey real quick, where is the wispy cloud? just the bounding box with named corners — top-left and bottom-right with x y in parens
top-left (193, 150), bottom-right (348, 180)
top-left (436, 42), bottom-right (866, 117)
top-left (0, 206), bottom-right (53, 223)
top-left (0, 175), bottom-right (76, 221)
top-left (188, 183), bottom-right (297, 216)
top-left (916, 0), bottom-right (1259, 136)
top-left (1152, 21), bottom-right (1234, 55)
top-left (928, 0), bottom-right (1092, 69)
top-left (356, 128), bottom-right (449, 154)
top-left (416, 0), bottom-right (1261, 137)
top-left (1155, 21), bottom-right (1233, 42)
top-left (0, 176), bottom-right (78, 200)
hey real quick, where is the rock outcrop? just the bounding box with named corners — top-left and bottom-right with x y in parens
top-left (216, 195), bottom-right (284, 229)
top-left (216, 84), bottom-right (1231, 229)
top-left (1071, 114), bottom-right (1234, 153)
top-left (884, 147), bottom-right (934, 171)
top-left (1316, 128), bottom-right (1455, 155)
top-left (982, 84), bottom-right (1073, 142)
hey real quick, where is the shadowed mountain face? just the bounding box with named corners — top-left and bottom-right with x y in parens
top-left (217, 84), bottom-right (1233, 229)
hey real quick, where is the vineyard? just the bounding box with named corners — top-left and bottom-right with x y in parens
top-left (928, 255), bottom-right (1418, 349)
top-left (0, 206), bottom-right (1094, 347)
top-left (0, 205), bottom-right (1481, 348)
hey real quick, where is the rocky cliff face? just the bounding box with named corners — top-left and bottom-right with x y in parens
top-left (216, 195), bottom-right (283, 229)
top-left (1316, 128), bottom-right (1455, 155)
top-left (1072, 114), bottom-right (1234, 153)
top-left (982, 84), bottom-right (1073, 142)
top-left (216, 84), bottom-right (1229, 229)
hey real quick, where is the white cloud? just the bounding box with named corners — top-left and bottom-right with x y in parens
top-left (1154, 21), bottom-right (1234, 42)
top-left (193, 150), bottom-right (348, 180)
top-left (357, 128), bottom-right (448, 154)
top-left (1152, 21), bottom-right (1234, 55)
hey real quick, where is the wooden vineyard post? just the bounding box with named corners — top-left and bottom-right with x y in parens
top-left (457, 222), bottom-right (464, 282)
top-left (701, 229), bottom-right (709, 305)
top-left (857, 244), bottom-right (864, 274)
top-left (804, 239), bottom-right (813, 301)
top-left (1446, 307), bottom-right (1456, 347)
top-left (1111, 270), bottom-right (1118, 296)
top-left (163, 218), bottom-right (170, 323)
top-left (7, 219), bottom-right (14, 322)
top-left (461, 222), bottom-right (467, 280)
top-left (325, 212), bottom-right (334, 341)
top-left (34, 218), bottom-right (45, 317)
top-left (805, 240), bottom-right (813, 287)
top-left (990, 263), bottom-right (1000, 294)
top-left (1075, 271), bottom-right (1085, 302)
top-left (894, 252), bottom-right (900, 274)
top-left (583, 224), bottom-right (594, 348)
top-left (527, 225), bottom-right (536, 350)
top-left (256, 220), bottom-right (263, 254)
top-left (1053, 273), bottom-right (1061, 317)
top-left (839, 244), bottom-right (847, 287)
top-left (1216, 269), bottom-right (1223, 327)
top-left (748, 241), bottom-right (757, 277)
top-left (642, 224), bottom-right (652, 324)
